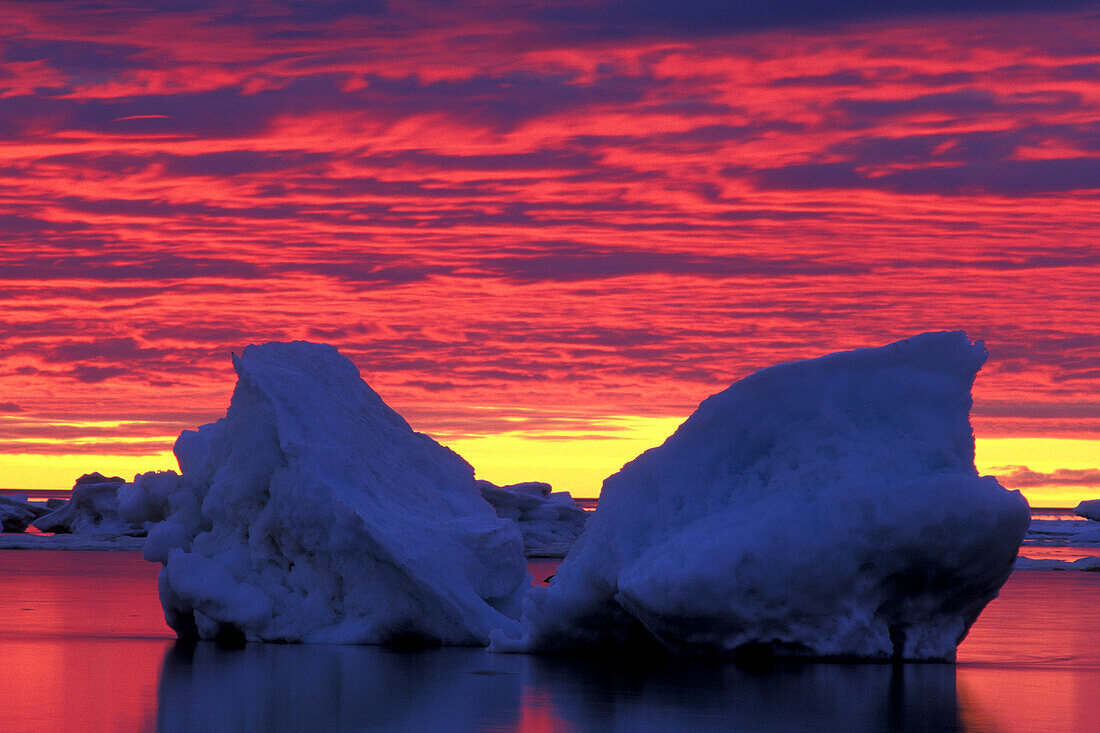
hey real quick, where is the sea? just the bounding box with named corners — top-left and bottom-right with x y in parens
top-left (0, 504), bottom-right (1097, 732)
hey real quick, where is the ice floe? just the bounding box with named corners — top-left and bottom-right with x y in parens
top-left (492, 332), bottom-right (1030, 661)
top-left (1022, 515), bottom-right (1100, 547)
top-left (1075, 499), bottom-right (1100, 522)
top-left (477, 481), bottom-right (587, 557)
top-left (1015, 556), bottom-right (1100, 571)
top-left (0, 495), bottom-right (50, 533)
top-left (31, 473), bottom-right (145, 536)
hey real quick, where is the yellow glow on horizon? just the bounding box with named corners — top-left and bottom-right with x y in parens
top-left (975, 438), bottom-right (1100, 508)
top-left (0, 451), bottom-right (178, 490)
top-left (0, 424), bottom-right (1095, 509)
top-left (444, 415), bottom-right (685, 498)
top-left (974, 438), bottom-right (1100, 472)
top-left (454, 423), bottom-right (1100, 506)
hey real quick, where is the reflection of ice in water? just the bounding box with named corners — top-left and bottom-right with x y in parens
top-left (157, 643), bottom-right (529, 732)
top-left (156, 641), bottom-right (961, 732)
top-left (154, 572), bottom-right (1100, 733)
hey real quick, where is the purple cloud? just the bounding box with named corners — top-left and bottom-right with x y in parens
top-left (996, 466), bottom-right (1100, 488)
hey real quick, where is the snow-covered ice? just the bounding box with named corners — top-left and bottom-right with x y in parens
top-left (477, 481), bottom-right (587, 557)
top-left (491, 332), bottom-right (1030, 661)
top-left (32, 473), bottom-right (145, 536)
top-left (1075, 500), bottom-right (1100, 522)
top-left (118, 470), bottom-right (180, 529)
top-left (147, 341), bottom-right (528, 645)
top-left (1, 470), bottom-right (174, 542)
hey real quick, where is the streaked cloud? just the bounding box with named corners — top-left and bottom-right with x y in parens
top-left (0, 0), bottom-right (1096, 494)
top-left (996, 466), bottom-right (1100, 488)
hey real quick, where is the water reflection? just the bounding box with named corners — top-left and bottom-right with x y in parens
top-left (157, 642), bottom-right (964, 732)
top-left (158, 642), bottom-right (530, 732)
top-left (1, 550), bottom-right (1096, 732)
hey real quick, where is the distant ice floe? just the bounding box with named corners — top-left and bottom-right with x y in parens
top-left (1015, 557), bottom-right (1100, 571)
top-left (0, 471), bottom-right (182, 549)
top-left (16, 470), bottom-right (177, 540)
top-left (146, 341), bottom-right (529, 645)
top-left (0, 474), bottom-right (146, 548)
top-left (32, 473), bottom-right (138, 536)
top-left (477, 481), bottom-right (587, 558)
top-left (1023, 516), bottom-right (1100, 547)
top-left (0, 495), bottom-right (51, 533)
top-left (491, 332), bottom-right (1030, 661)
top-left (1017, 507), bottom-right (1100, 571)
top-left (1075, 499), bottom-right (1100, 522)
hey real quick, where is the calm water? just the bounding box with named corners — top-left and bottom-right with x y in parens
top-left (0, 552), bottom-right (1098, 732)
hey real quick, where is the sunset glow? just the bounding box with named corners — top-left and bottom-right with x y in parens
top-left (0, 1), bottom-right (1096, 503)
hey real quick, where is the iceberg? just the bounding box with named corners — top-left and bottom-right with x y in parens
top-left (477, 480), bottom-right (587, 557)
top-left (1075, 500), bottom-right (1100, 522)
top-left (147, 342), bottom-right (528, 645)
top-left (492, 332), bottom-right (1030, 661)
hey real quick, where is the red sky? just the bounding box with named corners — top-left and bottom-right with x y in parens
top-left (0, 1), bottom-right (1097, 502)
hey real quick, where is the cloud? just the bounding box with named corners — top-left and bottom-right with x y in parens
top-left (472, 243), bottom-right (867, 282)
top-left (0, 251), bottom-right (265, 282)
top-left (0, 0), bottom-right (1095, 470)
top-left (66, 365), bottom-right (130, 384)
top-left (973, 401), bottom-right (1100, 419)
top-left (744, 157), bottom-right (1100, 196)
top-left (832, 89), bottom-right (1082, 121)
top-left (529, 0), bottom-right (1099, 39)
top-left (995, 466), bottom-right (1100, 488)
top-left (2, 39), bottom-right (146, 76)
top-left (0, 439), bottom-right (174, 456)
top-left (45, 337), bottom-right (166, 365)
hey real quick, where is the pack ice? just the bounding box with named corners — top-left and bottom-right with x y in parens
top-left (147, 342), bottom-right (528, 645)
top-left (477, 480), bottom-right (587, 557)
top-left (492, 332), bottom-right (1029, 661)
top-left (32, 472), bottom-right (140, 536)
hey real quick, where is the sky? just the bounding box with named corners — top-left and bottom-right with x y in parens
top-left (0, 0), bottom-right (1097, 504)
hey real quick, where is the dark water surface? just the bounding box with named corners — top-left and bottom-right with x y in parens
top-left (1, 551), bottom-right (1098, 732)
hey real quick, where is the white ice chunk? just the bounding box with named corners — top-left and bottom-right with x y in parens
top-left (477, 481), bottom-right (587, 557)
top-left (1074, 499), bottom-right (1100, 522)
top-left (148, 341), bottom-right (528, 645)
top-left (492, 332), bottom-right (1029, 661)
